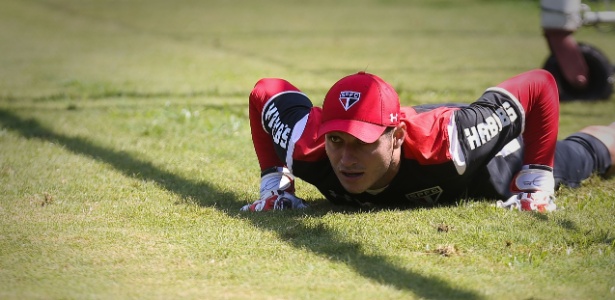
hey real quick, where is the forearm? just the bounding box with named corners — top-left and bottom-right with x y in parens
top-left (496, 69), bottom-right (559, 167)
top-left (494, 70), bottom-right (560, 212)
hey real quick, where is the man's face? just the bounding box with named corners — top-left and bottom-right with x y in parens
top-left (325, 129), bottom-right (398, 194)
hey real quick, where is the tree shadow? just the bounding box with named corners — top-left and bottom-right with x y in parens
top-left (0, 108), bottom-right (483, 299)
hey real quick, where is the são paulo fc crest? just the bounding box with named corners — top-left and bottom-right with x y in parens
top-left (339, 91), bottom-right (361, 111)
top-left (405, 186), bottom-right (443, 204)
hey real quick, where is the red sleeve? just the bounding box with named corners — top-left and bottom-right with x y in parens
top-left (248, 78), bottom-right (326, 171)
top-left (401, 107), bottom-right (457, 164)
top-left (496, 69), bottom-right (559, 167)
top-left (249, 78), bottom-right (302, 170)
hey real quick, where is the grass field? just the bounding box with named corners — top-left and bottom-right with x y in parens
top-left (1, 0), bottom-right (615, 299)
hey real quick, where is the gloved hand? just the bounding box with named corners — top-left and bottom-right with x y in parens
top-left (240, 166), bottom-right (308, 212)
top-left (240, 190), bottom-right (308, 212)
top-left (498, 164), bottom-right (557, 212)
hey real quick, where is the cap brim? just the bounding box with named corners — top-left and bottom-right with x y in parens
top-left (318, 119), bottom-right (387, 144)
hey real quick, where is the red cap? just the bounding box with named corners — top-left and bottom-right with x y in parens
top-left (318, 71), bottom-right (400, 143)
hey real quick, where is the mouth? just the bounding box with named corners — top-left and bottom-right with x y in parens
top-left (340, 171), bottom-right (364, 179)
top-left (337, 170), bottom-right (367, 193)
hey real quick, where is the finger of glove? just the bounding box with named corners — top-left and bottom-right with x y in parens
top-left (518, 192), bottom-right (557, 212)
top-left (496, 195), bottom-right (520, 210)
top-left (241, 197), bottom-right (277, 212)
top-left (241, 193), bottom-right (308, 212)
top-left (280, 194), bottom-right (308, 209)
top-left (240, 200), bottom-right (264, 212)
top-left (520, 198), bottom-right (556, 212)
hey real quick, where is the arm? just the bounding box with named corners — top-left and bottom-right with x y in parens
top-left (243, 78), bottom-right (313, 211)
top-left (445, 70), bottom-right (558, 211)
top-left (496, 69), bottom-right (559, 171)
top-left (495, 70), bottom-right (560, 212)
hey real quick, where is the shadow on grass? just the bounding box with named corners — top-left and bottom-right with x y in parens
top-left (0, 108), bottom-right (482, 299)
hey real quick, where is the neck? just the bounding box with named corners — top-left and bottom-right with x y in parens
top-left (370, 146), bottom-right (402, 190)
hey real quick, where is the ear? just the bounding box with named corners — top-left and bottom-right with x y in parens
top-left (393, 123), bottom-right (406, 148)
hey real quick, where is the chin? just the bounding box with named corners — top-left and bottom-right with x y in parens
top-left (341, 183), bottom-right (368, 194)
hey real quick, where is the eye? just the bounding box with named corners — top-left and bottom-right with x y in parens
top-left (327, 135), bottom-right (342, 143)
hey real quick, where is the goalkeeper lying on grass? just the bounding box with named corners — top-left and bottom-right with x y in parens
top-left (243, 69), bottom-right (615, 212)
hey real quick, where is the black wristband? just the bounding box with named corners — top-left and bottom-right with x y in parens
top-left (260, 166), bottom-right (284, 177)
top-left (527, 164), bottom-right (553, 172)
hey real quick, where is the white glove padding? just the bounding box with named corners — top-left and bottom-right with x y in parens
top-left (497, 191), bottom-right (556, 212)
top-left (259, 167), bottom-right (295, 199)
top-left (511, 164), bottom-right (555, 194)
top-left (240, 190), bottom-right (308, 212)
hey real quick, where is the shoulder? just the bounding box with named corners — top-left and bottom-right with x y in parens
top-left (400, 106), bottom-right (459, 163)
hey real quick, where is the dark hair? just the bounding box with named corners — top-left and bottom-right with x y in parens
top-left (384, 127), bottom-right (395, 135)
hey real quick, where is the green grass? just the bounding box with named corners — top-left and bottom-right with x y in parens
top-left (1, 0), bottom-right (615, 299)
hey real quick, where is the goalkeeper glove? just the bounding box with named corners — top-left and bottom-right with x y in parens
top-left (240, 166), bottom-right (308, 212)
top-left (497, 164), bottom-right (557, 212)
top-left (240, 190), bottom-right (308, 212)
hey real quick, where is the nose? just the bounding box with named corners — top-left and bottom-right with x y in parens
top-left (339, 145), bottom-right (358, 167)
